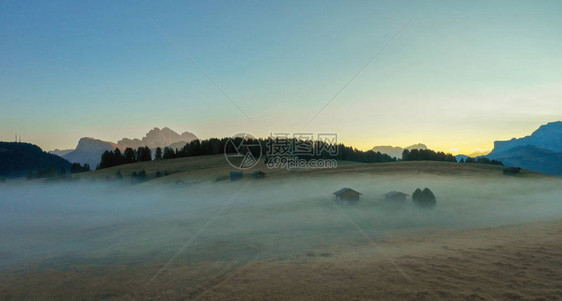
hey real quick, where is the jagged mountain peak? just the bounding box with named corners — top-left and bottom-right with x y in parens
top-left (58, 128), bottom-right (198, 168)
top-left (371, 143), bottom-right (429, 159)
top-left (117, 127), bottom-right (198, 149)
top-left (405, 143), bottom-right (428, 150)
top-left (76, 137), bottom-right (122, 150)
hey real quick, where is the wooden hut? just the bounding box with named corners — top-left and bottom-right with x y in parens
top-left (383, 191), bottom-right (409, 201)
top-left (333, 188), bottom-right (362, 202)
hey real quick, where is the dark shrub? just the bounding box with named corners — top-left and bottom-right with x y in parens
top-left (412, 188), bottom-right (423, 201)
top-left (412, 187), bottom-right (436, 208)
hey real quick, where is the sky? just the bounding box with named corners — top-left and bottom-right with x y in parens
top-left (1, 0), bottom-right (561, 154)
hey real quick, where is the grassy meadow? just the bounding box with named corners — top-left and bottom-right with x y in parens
top-left (1, 156), bottom-right (561, 299)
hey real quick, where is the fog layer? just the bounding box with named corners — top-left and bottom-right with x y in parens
top-left (1, 174), bottom-right (560, 268)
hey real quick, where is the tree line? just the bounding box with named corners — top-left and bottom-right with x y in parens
top-left (304, 142), bottom-right (396, 163)
top-left (402, 149), bottom-right (457, 162)
top-left (459, 156), bottom-right (503, 165)
top-left (99, 146), bottom-right (153, 169)
top-left (97, 138), bottom-right (398, 170)
top-left (402, 149), bottom-right (503, 165)
top-left (96, 138), bottom-right (502, 170)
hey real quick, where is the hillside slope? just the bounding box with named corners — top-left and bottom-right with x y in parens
top-left (0, 142), bottom-right (71, 177)
top-left (75, 154), bottom-right (548, 184)
top-left (488, 145), bottom-right (562, 176)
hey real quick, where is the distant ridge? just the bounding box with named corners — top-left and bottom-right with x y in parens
top-left (63, 138), bottom-right (124, 168)
top-left (49, 149), bottom-right (73, 157)
top-left (455, 150), bottom-right (490, 162)
top-left (486, 121), bottom-right (562, 176)
top-left (58, 127), bottom-right (198, 168)
top-left (118, 127), bottom-right (197, 149)
top-left (468, 150), bottom-right (490, 157)
top-left (489, 121), bottom-right (562, 155)
top-left (371, 143), bottom-right (428, 159)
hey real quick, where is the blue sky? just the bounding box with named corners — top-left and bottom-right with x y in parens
top-left (1, 1), bottom-right (561, 153)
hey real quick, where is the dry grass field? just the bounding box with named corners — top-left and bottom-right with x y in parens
top-left (75, 154), bottom-right (548, 183)
top-left (1, 156), bottom-right (560, 300)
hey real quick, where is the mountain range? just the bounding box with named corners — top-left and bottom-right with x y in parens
top-left (488, 121), bottom-right (562, 155)
top-left (50, 127), bottom-right (198, 168)
top-left (8, 121), bottom-right (561, 176)
top-left (370, 122), bottom-right (562, 176)
top-left (61, 138), bottom-right (124, 169)
top-left (371, 143), bottom-right (428, 159)
top-left (487, 145), bottom-right (562, 176)
top-left (118, 127), bottom-right (197, 149)
top-left (485, 121), bottom-right (562, 176)
top-left (49, 149), bottom-right (74, 157)
top-left (455, 151), bottom-right (491, 162)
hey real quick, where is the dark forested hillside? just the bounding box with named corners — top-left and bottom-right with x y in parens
top-left (0, 142), bottom-right (71, 177)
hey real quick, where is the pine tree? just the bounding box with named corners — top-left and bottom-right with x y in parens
top-left (124, 148), bottom-right (136, 163)
top-left (163, 147), bottom-right (175, 159)
top-left (139, 147), bottom-right (152, 161)
top-left (71, 163), bottom-right (83, 173)
top-left (99, 150), bottom-right (114, 169)
top-left (113, 148), bottom-right (123, 165)
top-left (155, 147), bottom-right (162, 160)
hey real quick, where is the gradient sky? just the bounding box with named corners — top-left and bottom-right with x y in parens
top-left (1, 1), bottom-right (561, 154)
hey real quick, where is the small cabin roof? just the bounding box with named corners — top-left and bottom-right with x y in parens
top-left (383, 191), bottom-right (409, 197)
top-left (333, 187), bottom-right (362, 196)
